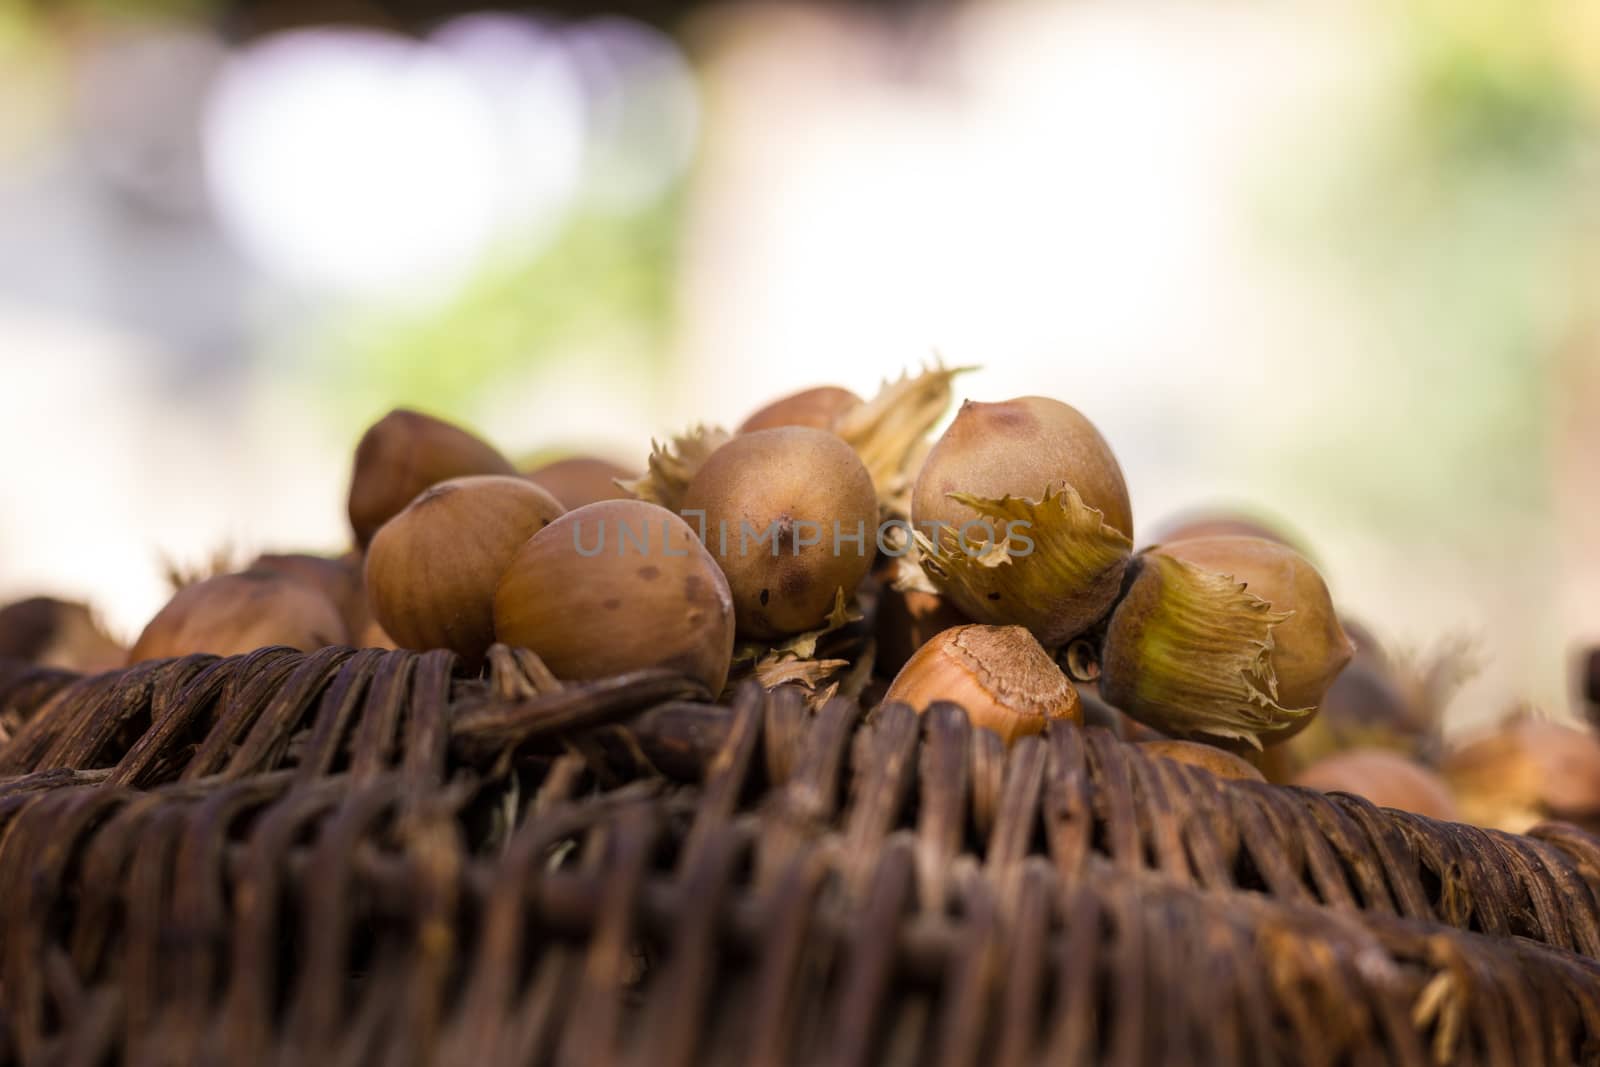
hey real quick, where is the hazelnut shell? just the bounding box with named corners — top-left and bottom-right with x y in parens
top-left (525, 455), bottom-right (635, 510)
top-left (493, 499), bottom-right (736, 695)
top-left (1294, 748), bottom-right (1461, 821)
top-left (681, 427), bottom-right (878, 639)
top-left (1100, 537), bottom-right (1353, 748)
top-left (365, 475), bottom-right (564, 664)
top-left (911, 397), bottom-right (1134, 646)
top-left (738, 386), bottom-right (862, 434)
top-left (348, 409), bottom-right (515, 548)
top-left (1138, 739), bottom-right (1265, 782)
top-left (128, 572), bottom-right (348, 663)
top-left (883, 624), bottom-right (1081, 745)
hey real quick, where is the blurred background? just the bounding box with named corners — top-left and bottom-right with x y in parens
top-left (0, 0), bottom-right (1596, 728)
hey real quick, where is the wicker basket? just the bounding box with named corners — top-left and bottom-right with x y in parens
top-left (3, 647), bottom-right (1600, 1065)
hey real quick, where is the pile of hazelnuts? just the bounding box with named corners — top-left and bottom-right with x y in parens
top-left (125, 368), bottom-right (1358, 765)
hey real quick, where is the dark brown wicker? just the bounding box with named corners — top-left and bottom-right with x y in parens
top-left (4, 647), bottom-right (1600, 1064)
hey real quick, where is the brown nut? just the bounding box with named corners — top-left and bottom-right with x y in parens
top-left (680, 426), bottom-right (878, 639)
top-left (1100, 536), bottom-right (1354, 748)
top-left (1148, 509), bottom-right (1307, 554)
top-left (525, 455), bottom-right (636, 510)
top-left (493, 499), bottom-right (736, 694)
top-left (911, 396), bottom-right (1133, 647)
top-left (1442, 717), bottom-right (1600, 834)
top-left (1293, 748), bottom-right (1461, 821)
top-left (365, 475), bottom-right (564, 664)
top-left (247, 552), bottom-right (369, 638)
top-left (348, 409), bottom-right (515, 549)
top-left (737, 385), bottom-right (862, 434)
top-left (0, 597), bottom-right (125, 673)
top-left (128, 572), bottom-right (348, 663)
top-left (1138, 739), bottom-right (1265, 782)
top-left (883, 624), bottom-right (1081, 745)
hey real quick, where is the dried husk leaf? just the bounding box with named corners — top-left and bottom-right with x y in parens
top-left (913, 486), bottom-right (1132, 647)
top-left (755, 657), bottom-right (852, 692)
top-left (834, 362), bottom-right (972, 514)
top-left (618, 425), bottom-right (732, 512)
top-left (1101, 552), bottom-right (1312, 748)
top-left (731, 588), bottom-right (861, 703)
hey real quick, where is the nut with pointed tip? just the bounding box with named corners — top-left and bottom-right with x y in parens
top-left (494, 500), bottom-right (736, 694)
top-left (348, 409), bottom-right (515, 549)
top-left (737, 386), bottom-right (863, 434)
top-left (911, 396), bottom-right (1133, 647)
top-left (365, 475), bottom-right (563, 664)
top-left (1100, 536), bottom-right (1353, 749)
top-left (1138, 739), bottom-right (1264, 782)
top-left (883, 624), bottom-right (1081, 745)
top-left (1294, 748), bottom-right (1460, 821)
top-left (525, 455), bottom-right (636, 510)
top-left (681, 427), bottom-right (878, 639)
top-left (128, 572), bottom-right (348, 663)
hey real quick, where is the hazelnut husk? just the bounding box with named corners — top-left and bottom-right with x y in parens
top-left (128, 572), bottom-right (348, 663)
top-left (1442, 716), bottom-right (1600, 834)
top-left (525, 455), bottom-right (636, 510)
top-left (365, 475), bottom-right (563, 664)
top-left (1138, 739), bottom-right (1265, 782)
top-left (882, 624), bottom-right (1081, 745)
top-left (0, 597), bottom-right (125, 673)
top-left (494, 500), bottom-right (736, 694)
top-left (1099, 536), bottom-right (1354, 748)
top-left (348, 409), bottom-right (516, 549)
top-left (1293, 748), bottom-right (1461, 821)
top-left (911, 396), bottom-right (1134, 647)
top-left (681, 427), bottom-right (878, 639)
top-left (738, 386), bottom-right (863, 434)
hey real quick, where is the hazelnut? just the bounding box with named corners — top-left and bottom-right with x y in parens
top-left (365, 475), bottom-right (563, 664)
top-left (1100, 536), bottom-right (1353, 748)
top-left (493, 499), bottom-right (736, 694)
top-left (883, 624), bottom-right (1081, 745)
top-left (0, 597), bottom-right (125, 673)
top-left (680, 427), bottom-right (878, 639)
top-left (348, 409), bottom-right (515, 548)
top-left (247, 552), bottom-right (369, 637)
top-left (911, 396), bottom-right (1133, 647)
top-left (525, 455), bottom-right (636, 510)
top-left (1138, 739), bottom-right (1265, 782)
top-left (1442, 717), bottom-right (1600, 834)
top-left (1148, 509), bottom-right (1308, 555)
top-left (128, 572), bottom-right (347, 663)
top-left (1294, 748), bottom-right (1461, 821)
top-left (737, 386), bottom-right (862, 434)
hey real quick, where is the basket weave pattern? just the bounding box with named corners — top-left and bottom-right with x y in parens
top-left (3, 649), bottom-right (1600, 1064)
